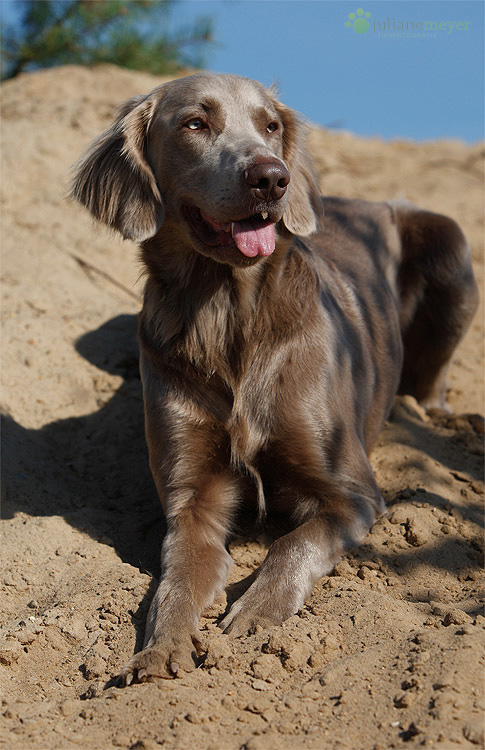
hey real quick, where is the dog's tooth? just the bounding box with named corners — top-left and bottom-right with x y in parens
top-left (231, 222), bottom-right (235, 237)
top-left (261, 211), bottom-right (269, 220)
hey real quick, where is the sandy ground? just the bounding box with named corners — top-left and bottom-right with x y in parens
top-left (1, 65), bottom-right (484, 750)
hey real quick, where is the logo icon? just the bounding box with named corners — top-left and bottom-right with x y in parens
top-left (345, 8), bottom-right (371, 34)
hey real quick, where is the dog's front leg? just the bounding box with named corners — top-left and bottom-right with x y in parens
top-left (221, 487), bottom-right (384, 637)
top-left (121, 469), bottom-right (237, 684)
top-left (120, 358), bottom-right (238, 685)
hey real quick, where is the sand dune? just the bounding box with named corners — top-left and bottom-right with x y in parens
top-left (1, 65), bottom-right (483, 750)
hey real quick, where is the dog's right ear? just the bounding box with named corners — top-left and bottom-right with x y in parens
top-left (70, 95), bottom-right (164, 241)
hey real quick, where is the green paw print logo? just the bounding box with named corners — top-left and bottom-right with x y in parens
top-left (345, 8), bottom-right (371, 34)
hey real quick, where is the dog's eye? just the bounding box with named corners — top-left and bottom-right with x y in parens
top-left (184, 118), bottom-right (205, 131)
top-left (266, 121), bottom-right (279, 133)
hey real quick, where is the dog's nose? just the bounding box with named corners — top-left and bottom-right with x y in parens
top-left (244, 161), bottom-right (290, 202)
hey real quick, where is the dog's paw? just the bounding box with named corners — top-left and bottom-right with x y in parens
top-left (220, 587), bottom-right (297, 638)
top-left (120, 634), bottom-right (201, 686)
top-left (221, 608), bottom-right (277, 638)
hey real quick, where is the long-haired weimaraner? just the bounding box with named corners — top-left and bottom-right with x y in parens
top-left (71, 72), bottom-right (478, 684)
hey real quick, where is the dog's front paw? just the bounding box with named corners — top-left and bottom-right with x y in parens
top-left (221, 607), bottom-right (277, 638)
top-left (120, 633), bottom-right (201, 685)
top-left (220, 586), bottom-right (298, 638)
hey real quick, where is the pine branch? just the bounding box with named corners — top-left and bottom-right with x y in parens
top-left (1, 0), bottom-right (214, 80)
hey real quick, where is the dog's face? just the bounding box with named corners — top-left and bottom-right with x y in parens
top-left (71, 73), bottom-right (322, 267)
top-left (147, 75), bottom-right (290, 265)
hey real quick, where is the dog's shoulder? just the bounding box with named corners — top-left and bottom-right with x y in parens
top-left (306, 196), bottom-right (401, 281)
top-left (320, 196), bottom-right (397, 239)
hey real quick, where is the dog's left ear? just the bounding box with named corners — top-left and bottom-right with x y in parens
top-left (269, 94), bottom-right (323, 237)
top-left (70, 95), bottom-right (164, 241)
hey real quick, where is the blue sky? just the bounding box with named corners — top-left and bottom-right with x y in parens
top-left (2, 0), bottom-right (484, 141)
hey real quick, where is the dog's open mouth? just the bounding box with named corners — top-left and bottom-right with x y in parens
top-left (183, 205), bottom-right (276, 258)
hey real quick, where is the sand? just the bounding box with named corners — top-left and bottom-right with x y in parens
top-left (1, 64), bottom-right (484, 750)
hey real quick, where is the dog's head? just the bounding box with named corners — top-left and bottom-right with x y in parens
top-left (71, 73), bottom-right (322, 266)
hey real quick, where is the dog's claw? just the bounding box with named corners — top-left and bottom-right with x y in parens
top-left (169, 661), bottom-right (179, 675)
top-left (124, 672), bottom-right (133, 687)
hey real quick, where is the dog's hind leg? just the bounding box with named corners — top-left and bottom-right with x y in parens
top-left (393, 204), bottom-right (479, 411)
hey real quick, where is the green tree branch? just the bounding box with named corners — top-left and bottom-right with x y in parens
top-left (1, 0), bottom-right (214, 80)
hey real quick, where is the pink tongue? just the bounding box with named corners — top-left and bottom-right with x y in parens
top-left (231, 219), bottom-right (275, 258)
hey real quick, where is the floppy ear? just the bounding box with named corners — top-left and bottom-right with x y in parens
top-left (70, 95), bottom-right (164, 241)
top-left (269, 93), bottom-right (323, 237)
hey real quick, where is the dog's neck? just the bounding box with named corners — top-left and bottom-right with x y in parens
top-left (139, 228), bottom-right (298, 380)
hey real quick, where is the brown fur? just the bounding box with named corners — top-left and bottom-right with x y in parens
top-left (71, 73), bottom-right (478, 684)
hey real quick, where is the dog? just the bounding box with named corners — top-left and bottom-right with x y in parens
top-left (71, 72), bottom-right (478, 684)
